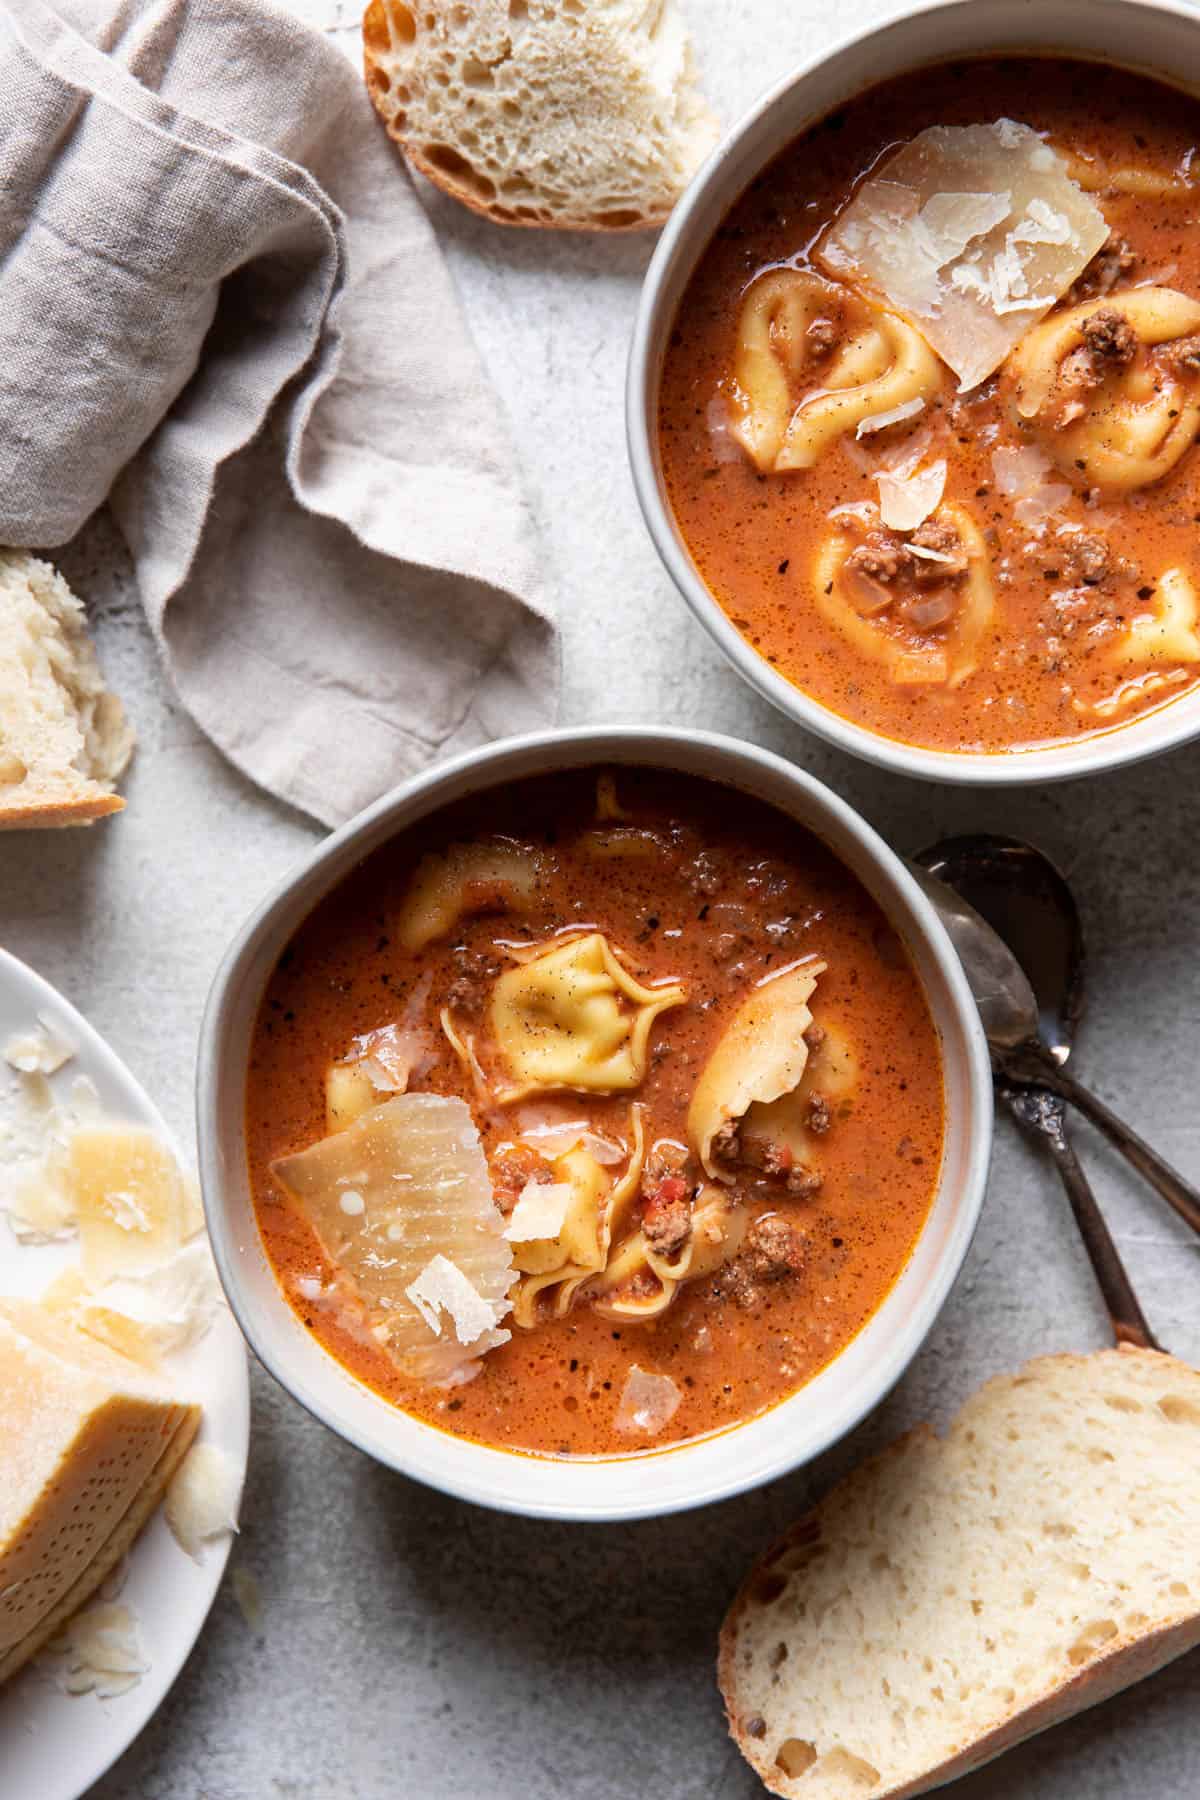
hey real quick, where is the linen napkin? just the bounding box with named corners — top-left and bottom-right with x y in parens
top-left (0, 0), bottom-right (558, 826)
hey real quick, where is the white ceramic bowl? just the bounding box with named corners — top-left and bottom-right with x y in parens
top-left (628, 0), bottom-right (1200, 786)
top-left (198, 728), bottom-right (991, 1520)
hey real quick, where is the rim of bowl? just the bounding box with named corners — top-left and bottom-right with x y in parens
top-left (627, 0), bottom-right (1200, 787)
top-left (197, 726), bottom-right (992, 1521)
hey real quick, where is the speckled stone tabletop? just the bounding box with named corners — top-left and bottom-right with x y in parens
top-left (4, 1), bottom-right (1200, 1794)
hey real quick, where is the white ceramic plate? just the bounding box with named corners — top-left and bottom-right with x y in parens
top-left (0, 947), bottom-right (250, 1800)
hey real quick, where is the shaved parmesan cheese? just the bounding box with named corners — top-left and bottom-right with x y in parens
top-left (614, 1365), bottom-right (682, 1436)
top-left (0, 1071), bottom-right (100, 1243)
top-left (3, 1017), bottom-right (74, 1076)
top-left (49, 1602), bottom-right (148, 1700)
top-left (820, 120), bottom-right (1109, 390)
top-left (272, 1095), bottom-right (513, 1384)
top-left (503, 1179), bottom-right (572, 1243)
top-left (164, 1443), bottom-right (242, 1560)
top-left (855, 396), bottom-right (926, 438)
top-left (876, 458), bottom-right (947, 531)
top-left (68, 1126), bottom-right (191, 1283)
top-left (66, 1241), bottom-right (223, 1367)
top-left (406, 1254), bottom-right (502, 1346)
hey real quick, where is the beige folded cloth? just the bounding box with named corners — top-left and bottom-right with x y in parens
top-left (0, 0), bottom-right (558, 826)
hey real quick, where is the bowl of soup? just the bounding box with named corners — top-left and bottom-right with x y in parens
top-left (629, 0), bottom-right (1200, 783)
top-left (198, 729), bottom-right (990, 1520)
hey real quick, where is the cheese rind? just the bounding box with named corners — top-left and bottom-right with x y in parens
top-left (0, 1299), bottom-right (199, 1681)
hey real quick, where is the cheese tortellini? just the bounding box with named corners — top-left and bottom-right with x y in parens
top-left (588, 1184), bottom-right (748, 1323)
top-left (508, 1112), bottom-right (645, 1327)
top-left (727, 269), bottom-right (941, 474)
top-left (1004, 289), bottom-right (1200, 492)
top-left (489, 932), bottom-right (685, 1103)
top-left (395, 839), bottom-right (539, 951)
top-left (812, 501), bottom-right (996, 688)
top-left (743, 1020), bottom-right (858, 1159)
top-left (688, 960), bottom-right (825, 1179)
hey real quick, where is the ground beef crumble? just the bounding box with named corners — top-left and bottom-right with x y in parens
top-left (715, 1214), bottom-right (806, 1310)
top-left (844, 523), bottom-right (968, 593)
top-left (446, 944), bottom-right (502, 1016)
top-left (1080, 306), bottom-right (1138, 367)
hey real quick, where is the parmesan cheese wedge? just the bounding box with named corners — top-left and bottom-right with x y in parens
top-left (0, 1299), bottom-right (200, 1688)
top-left (820, 120), bottom-right (1109, 390)
top-left (272, 1094), bottom-right (514, 1385)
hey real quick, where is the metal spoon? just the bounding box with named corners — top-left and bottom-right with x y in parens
top-left (912, 836), bottom-right (1200, 1238)
top-left (911, 837), bottom-right (1162, 1350)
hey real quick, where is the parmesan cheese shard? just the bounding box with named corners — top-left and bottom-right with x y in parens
top-left (503, 1178), bottom-right (573, 1244)
top-left (164, 1442), bottom-right (242, 1560)
top-left (43, 1240), bottom-right (223, 1369)
top-left (0, 1299), bottom-right (200, 1688)
top-left (271, 1094), bottom-right (513, 1386)
top-left (3, 1017), bottom-right (74, 1076)
top-left (405, 1254), bottom-right (499, 1346)
top-left (49, 1601), bottom-right (148, 1700)
top-left (614, 1365), bottom-right (682, 1437)
top-left (66, 1125), bottom-right (192, 1283)
top-left (819, 120), bottom-right (1109, 391)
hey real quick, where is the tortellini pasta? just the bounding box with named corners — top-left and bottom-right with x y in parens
top-left (589, 1185), bottom-right (748, 1323)
top-left (727, 269), bottom-right (941, 474)
top-left (1004, 289), bottom-right (1200, 491)
top-left (489, 932), bottom-right (685, 1103)
top-left (1112, 568), bottom-right (1200, 668)
top-left (395, 839), bottom-right (539, 951)
top-left (812, 501), bottom-right (996, 688)
top-left (508, 1111), bottom-right (645, 1327)
top-left (742, 1020), bottom-right (858, 1157)
top-left (688, 959), bottom-right (825, 1180)
top-left (1062, 152), bottom-right (1195, 199)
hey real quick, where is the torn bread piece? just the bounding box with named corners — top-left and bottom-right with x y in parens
top-left (0, 549), bottom-right (134, 829)
top-left (362, 0), bottom-right (718, 231)
top-left (819, 120), bottom-right (1109, 391)
top-left (721, 1346), bottom-right (1200, 1799)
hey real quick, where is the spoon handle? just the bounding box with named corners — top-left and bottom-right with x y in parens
top-left (1032, 1065), bottom-right (1200, 1239)
top-left (1003, 1087), bottom-right (1161, 1352)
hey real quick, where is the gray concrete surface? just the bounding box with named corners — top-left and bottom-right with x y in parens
top-left (4, 0), bottom-right (1200, 1792)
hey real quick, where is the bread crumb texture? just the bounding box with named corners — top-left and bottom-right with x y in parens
top-left (720, 1348), bottom-right (1200, 1799)
top-left (0, 549), bottom-right (134, 829)
top-left (362, 0), bottom-right (719, 230)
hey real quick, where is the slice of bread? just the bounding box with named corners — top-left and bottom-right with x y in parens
top-left (720, 1347), bottom-right (1200, 1799)
top-left (362, 0), bottom-right (719, 231)
top-left (0, 550), bottom-right (134, 830)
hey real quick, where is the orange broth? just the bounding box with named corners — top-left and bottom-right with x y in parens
top-left (658, 59), bottom-right (1200, 753)
top-left (245, 768), bottom-right (944, 1457)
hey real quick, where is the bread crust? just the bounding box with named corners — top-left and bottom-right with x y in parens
top-left (0, 792), bottom-right (124, 831)
top-left (719, 1347), bottom-right (1200, 1800)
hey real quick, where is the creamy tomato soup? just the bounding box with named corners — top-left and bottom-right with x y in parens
top-left (658, 60), bottom-right (1200, 754)
top-left (245, 768), bottom-right (944, 1459)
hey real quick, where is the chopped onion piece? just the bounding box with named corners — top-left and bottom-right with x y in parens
top-left (876, 459), bottom-right (947, 531)
top-left (614, 1365), bottom-right (683, 1436)
top-left (855, 396), bottom-right (926, 439)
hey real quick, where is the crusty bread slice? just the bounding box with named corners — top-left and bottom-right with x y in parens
top-left (720, 1347), bottom-right (1200, 1799)
top-left (0, 549), bottom-right (134, 829)
top-left (362, 0), bottom-right (719, 230)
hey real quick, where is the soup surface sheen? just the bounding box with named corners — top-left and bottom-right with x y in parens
top-left (245, 769), bottom-right (944, 1458)
top-left (659, 60), bottom-right (1200, 753)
